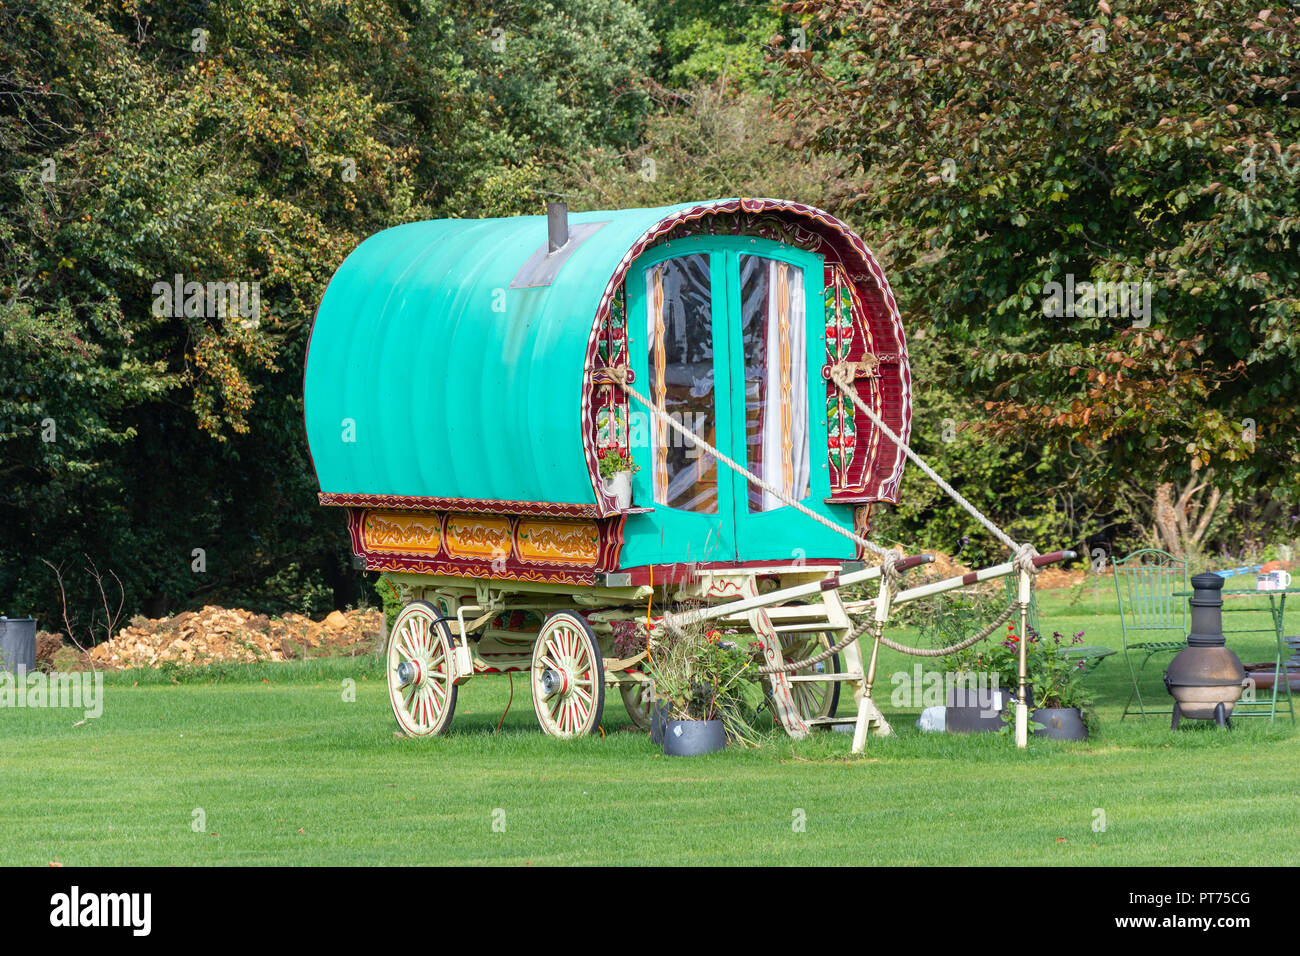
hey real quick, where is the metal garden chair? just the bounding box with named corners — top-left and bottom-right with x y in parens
top-left (1112, 548), bottom-right (1189, 719)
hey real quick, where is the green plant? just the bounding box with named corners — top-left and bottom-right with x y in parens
top-left (906, 584), bottom-right (1008, 673)
top-left (598, 448), bottom-right (640, 479)
top-left (1025, 628), bottom-right (1095, 713)
top-left (646, 618), bottom-right (766, 746)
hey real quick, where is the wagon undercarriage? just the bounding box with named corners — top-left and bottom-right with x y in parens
top-left (380, 543), bottom-right (1073, 751)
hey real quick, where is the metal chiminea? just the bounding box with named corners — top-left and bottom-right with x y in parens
top-left (1164, 572), bottom-right (1246, 729)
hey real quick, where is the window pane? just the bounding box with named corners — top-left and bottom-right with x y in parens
top-left (646, 254), bottom-right (717, 513)
top-left (739, 255), bottom-right (810, 512)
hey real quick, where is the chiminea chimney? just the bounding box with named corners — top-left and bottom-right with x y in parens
top-left (1164, 572), bottom-right (1247, 729)
top-left (547, 202), bottom-right (569, 254)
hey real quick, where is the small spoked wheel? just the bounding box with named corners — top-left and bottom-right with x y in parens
top-left (531, 611), bottom-right (605, 738)
top-left (773, 632), bottom-right (841, 723)
top-left (387, 600), bottom-right (458, 736)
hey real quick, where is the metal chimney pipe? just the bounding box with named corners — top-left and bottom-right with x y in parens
top-left (547, 201), bottom-right (568, 254)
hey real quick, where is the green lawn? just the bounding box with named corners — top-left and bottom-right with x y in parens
top-left (3, 580), bottom-right (1297, 866)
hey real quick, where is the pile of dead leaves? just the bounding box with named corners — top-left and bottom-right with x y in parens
top-left (86, 606), bottom-right (382, 670)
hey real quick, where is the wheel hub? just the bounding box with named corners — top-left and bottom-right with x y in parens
top-left (540, 667), bottom-right (570, 699)
top-left (396, 658), bottom-right (424, 687)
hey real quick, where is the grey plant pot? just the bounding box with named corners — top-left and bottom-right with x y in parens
top-left (662, 719), bottom-right (726, 756)
top-left (0, 617), bottom-right (36, 673)
top-left (649, 704), bottom-right (670, 744)
top-left (1031, 707), bottom-right (1088, 741)
top-left (945, 684), bottom-right (1031, 734)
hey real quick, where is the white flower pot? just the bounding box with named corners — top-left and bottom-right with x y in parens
top-left (601, 471), bottom-right (633, 510)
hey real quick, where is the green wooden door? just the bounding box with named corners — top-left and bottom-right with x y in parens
top-left (623, 236), bottom-right (854, 567)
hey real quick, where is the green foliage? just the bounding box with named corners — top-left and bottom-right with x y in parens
top-left (375, 573), bottom-right (402, 630)
top-left (558, 79), bottom-right (851, 211)
top-left (646, 620), bottom-right (767, 745)
top-left (0, 0), bottom-right (657, 629)
top-left (647, 0), bottom-right (783, 88)
top-left (597, 447), bottom-right (638, 478)
top-left (778, 0), bottom-right (1300, 548)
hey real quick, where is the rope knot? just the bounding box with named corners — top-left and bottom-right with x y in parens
top-left (1014, 542), bottom-right (1041, 577)
top-left (881, 547), bottom-right (907, 587)
top-left (828, 362), bottom-right (855, 390)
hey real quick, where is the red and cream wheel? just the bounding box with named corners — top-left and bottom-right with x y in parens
top-left (530, 612), bottom-right (605, 738)
top-left (387, 600), bottom-right (458, 737)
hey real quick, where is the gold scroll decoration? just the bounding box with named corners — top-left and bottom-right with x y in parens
top-left (515, 519), bottom-right (601, 567)
top-left (362, 510), bottom-right (443, 555)
top-left (443, 513), bottom-right (514, 560)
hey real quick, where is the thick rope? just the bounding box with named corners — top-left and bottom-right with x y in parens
top-left (875, 601), bottom-right (1017, 658)
top-left (662, 593), bottom-right (1018, 671)
top-left (660, 605), bottom-right (870, 675)
top-left (757, 617), bottom-right (870, 674)
top-left (829, 365), bottom-right (1021, 554)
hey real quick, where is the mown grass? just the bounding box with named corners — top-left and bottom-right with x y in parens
top-left (3, 580), bottom-right (1296, 866)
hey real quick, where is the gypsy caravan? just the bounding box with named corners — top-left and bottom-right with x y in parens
top-left (303, 198), bottom-right (1072, 748)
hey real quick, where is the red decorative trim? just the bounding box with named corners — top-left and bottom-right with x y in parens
top-left (581, 199), bottom-right (911, 515)
top-left (612, 559), bottom-right (844, 587)
top-left (321, 492), bottom-right (601, 518)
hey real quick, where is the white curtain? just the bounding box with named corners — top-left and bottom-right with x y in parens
top-left (759, 261), bottom-right (809, 511)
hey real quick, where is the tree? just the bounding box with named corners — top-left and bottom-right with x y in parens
top-left (776, 0), bottom-right (1300, 555)
top-left (0, 0), bottom-right (658, 627)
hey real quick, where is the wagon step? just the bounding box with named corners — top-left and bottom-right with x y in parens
top-left (720, 603), bottom-right (835, 623)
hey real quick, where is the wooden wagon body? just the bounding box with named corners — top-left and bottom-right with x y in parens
top-left (304, 198), bottom-right (923, 739)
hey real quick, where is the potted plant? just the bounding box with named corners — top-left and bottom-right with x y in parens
top-left (919, 588), bottom-right (1018, 733)
top-left (1021, 629), bottom-right (1094, 741)
top-left (645, 619), bottom-right (766, 755)
top-left (598, 448), bottom-right (639, 510)
top-left (941, 623), bottom-right (1024, 733)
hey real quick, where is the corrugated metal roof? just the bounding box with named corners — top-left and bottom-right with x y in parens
top-left (304, 203), bottom-right (704, 505)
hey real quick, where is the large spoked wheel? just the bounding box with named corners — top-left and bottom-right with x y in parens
top-left (387, 600), bottom-right (458, 737)
top-left (772, 632), bottom-right (841, 723)
top-left (531, 611), bottom-right (605, 738)
top-left (619, 679), bottom-right (656, 730)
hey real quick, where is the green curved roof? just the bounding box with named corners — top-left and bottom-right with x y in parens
top-left (304, 203), bottom-right (704, 505)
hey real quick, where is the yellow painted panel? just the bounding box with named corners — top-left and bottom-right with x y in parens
top-left (444, 513), bottom-right (513, 559)
top-left (362, 510), bottom-right (443, 554)
top-left (516, 519), bottom-right (600, 567)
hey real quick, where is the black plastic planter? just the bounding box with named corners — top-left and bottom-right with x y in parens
top-left (1031, 707), bottom-right (1088, 741)
top-left (662, 719), bottom-right (726, 756)
top-left (0, 617), bottom-right (36, 673)
top-left (945, 684), bottom-right (1030, 734)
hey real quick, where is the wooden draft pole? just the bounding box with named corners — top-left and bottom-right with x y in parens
top-left (852, 570), bottom-right (895, 753)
